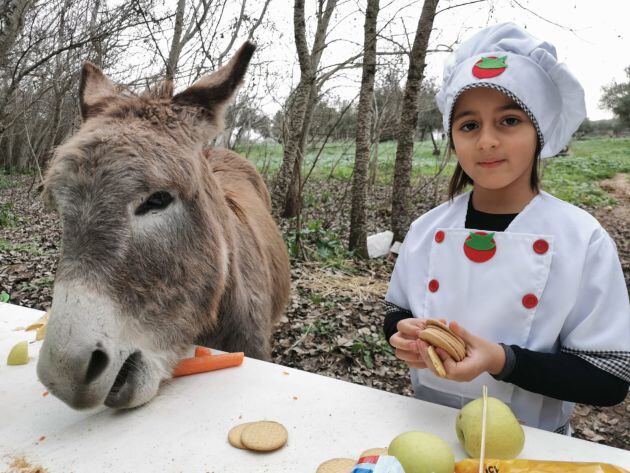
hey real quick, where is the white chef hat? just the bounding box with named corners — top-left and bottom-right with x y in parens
top-left (435, 22), bottom-right (586, 158)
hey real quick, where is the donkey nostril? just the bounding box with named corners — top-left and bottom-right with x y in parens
top-left (84, 349), bottom-right (109, 384)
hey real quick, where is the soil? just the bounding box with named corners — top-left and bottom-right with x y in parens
top-left (1, 173), bottom-right (628, 450)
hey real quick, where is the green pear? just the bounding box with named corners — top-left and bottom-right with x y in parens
top-left (455, 397), bottom-right (525, 459)
top-left (388, 431), bottom-right (454, 473)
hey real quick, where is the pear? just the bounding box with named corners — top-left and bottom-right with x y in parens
top-left (456, 397), bottom-right (525, 459)
top-left (7, 340), bottom-right (29, 365)
top-left (388, 431), bottom-right (454, 473)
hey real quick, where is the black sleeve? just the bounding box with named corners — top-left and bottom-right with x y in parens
top-left (383, 301), bottom-right (413, 346)
top-left (495, 345), bottom-right (629, 406)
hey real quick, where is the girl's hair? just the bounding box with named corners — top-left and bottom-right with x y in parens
top-left (446, 131), bottom-right (542, 200)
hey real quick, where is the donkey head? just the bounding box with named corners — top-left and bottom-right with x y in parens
top-left (37, 43), bottom-right (255, 409)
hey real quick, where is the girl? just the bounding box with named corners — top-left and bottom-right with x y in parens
top-left (384, 22), bottom-right (629, 434)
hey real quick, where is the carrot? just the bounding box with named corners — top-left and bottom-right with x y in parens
top-left (172, 352), bottom-right (244, 377)
top-left (194, 346), bottom-right (212, 357)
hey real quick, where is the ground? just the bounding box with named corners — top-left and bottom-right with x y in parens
top-left (1, 139), bottom-right (629, 451)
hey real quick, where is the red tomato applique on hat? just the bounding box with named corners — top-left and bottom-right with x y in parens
top-left (472, 56), bottom-right (508, 79)
top-left (464, 231), bottom-right (497, 263)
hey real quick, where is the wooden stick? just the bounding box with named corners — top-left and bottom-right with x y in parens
top-left (479, 385), bottom-right (488, 473)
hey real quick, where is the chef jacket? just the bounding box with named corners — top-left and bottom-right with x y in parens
top-left (386, 191), bottom-right (630, 431)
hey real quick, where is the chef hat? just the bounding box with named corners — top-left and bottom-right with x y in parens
top-left (435, 22), bottom-right (586, 158)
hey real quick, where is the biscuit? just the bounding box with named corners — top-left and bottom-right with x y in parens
top-left (316, 458), bottom-right (356, 473)
top-left (359, 447), bottom-right (388, 457)
top-left (240, 421), bottom-right (288, 452)
top-left (426, 319), bottom-right (465, 346)
top-left (419, 327), bottom-right (465, 361)
top-left (419, 320), bottom-right (467, 361)
top-left (227, 422), bottom-right (254, 449)
top-left (427, 345), bottom-right (446, 377)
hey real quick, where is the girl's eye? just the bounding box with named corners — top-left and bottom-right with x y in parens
top-left (501, 116), bottom-right (521, 126)
top-left (459, 122), bottom-right (478, 132)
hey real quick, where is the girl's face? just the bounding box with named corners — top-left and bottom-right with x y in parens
top-left (451, 87), bottom-right (538, 192)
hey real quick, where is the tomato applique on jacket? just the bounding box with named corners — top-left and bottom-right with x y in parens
top-left (463, 231), bottom-right (497, 263)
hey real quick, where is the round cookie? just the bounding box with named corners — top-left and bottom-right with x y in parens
top-left (227, 422), bottom-right (255, 449)
top-left (316, 458), bottom-right (356, 473)
top-left (427, 345), bottom-right (446, 377)
top-left (419, 327), bottom-right (463, 361)
top-left (359, 447), bottom-right (388, 457)
top-left (240, 421), bottom-right (288, 452)
top-left (427, 319), bottom-right (465, 345)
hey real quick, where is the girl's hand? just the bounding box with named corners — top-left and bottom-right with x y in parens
top-left (389, 318), bottom-right (429, 369)
top-left (417, 321), bottom-right (506, 382)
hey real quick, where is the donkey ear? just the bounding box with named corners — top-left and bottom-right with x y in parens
top-left (172, 42), bottom-right (256, 123)
top-left (79, 62), bottom-right (117, 120)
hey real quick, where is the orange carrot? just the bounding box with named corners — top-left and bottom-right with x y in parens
top-left (172, 353), bottom-right (244, 377)
top-left (194, 346), bottom-right (212, 357)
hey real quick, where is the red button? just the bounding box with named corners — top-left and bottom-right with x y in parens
top-left (522, 294), bottom-right (538, 309)
top-left (435, 231), bottom-right (445, 243)
top-left (428, 279), bottom-right (439, 292)
top-left (533, 239), bottom-right (549, 255)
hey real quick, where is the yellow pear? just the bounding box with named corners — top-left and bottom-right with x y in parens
top-left (7, 340), bottom-right (29, 365)
top-left (455, 397), bottom-right (525, 459)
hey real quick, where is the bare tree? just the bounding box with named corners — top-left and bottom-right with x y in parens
top-left (349, 0), bottom-right (379, 257)
top-left (0, 0), bottom-right (155, 170)
top-left (0, 0), bottom-right (274, 172)
top-left (0, 0), bottom-right (34, 67)
top-left (270, 0), bottom-right (339, 218)
top-left (390, 0), bottom-right (440, 242)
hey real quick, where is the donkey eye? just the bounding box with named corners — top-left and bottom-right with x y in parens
top-left (135, 191), bottom-right (174, 216)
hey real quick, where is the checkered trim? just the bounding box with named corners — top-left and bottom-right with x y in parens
top-left (384, 301), bottom-right (412, 316)
top-left (554, 422), bottom-right (570, 435)
top-left (448, 83), bottom-right (545, 153)
top-left (561, 347), bottom-right (630, 382)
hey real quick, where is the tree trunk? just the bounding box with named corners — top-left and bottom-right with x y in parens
top-left (430, 128), bottom-right (440, 155)
top-left (390, 0), bottom-right (439, 242)
top-left (88, 0), bottom-right (104, 68)
top-left (369, 132), bottom-right (380, 187)
top-left (0, 0), bottom-right (34, 68)
top-left (271, 0), bottom-right (337, 218)
top-left (349, 0), bottom-right (379, 257)
top-left (283, 81), bottom-right (318, 217)
top-left (272, 77), bottom-right (312, 216)
top-left (166, 0), bottom-right (186, 82)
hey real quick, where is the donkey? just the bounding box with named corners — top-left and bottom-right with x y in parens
top-left (36, 42), bottom-right (290, 410)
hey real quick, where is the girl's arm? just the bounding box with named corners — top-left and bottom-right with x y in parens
top-left (494, 344), bottom-right (629, 406)
top-left (384, 301), bottom-right (413, 345)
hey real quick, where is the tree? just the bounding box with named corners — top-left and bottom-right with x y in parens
top-left (271, 0), bottom-right (338, 218)
top-left (390, 0), bottom-right (439, 243)
top-left (349, 0), bottom-right (379, 257)
top-left (575, 117), bottom-right (593, 139)
top-left (0, 0), bottom-right (151, 171)
top-left (416, 79), bottom-right (442, 154)
top-left (0, 0), bottom-right (34, 68)
top-left (600, 66), bottom-right (630, 129)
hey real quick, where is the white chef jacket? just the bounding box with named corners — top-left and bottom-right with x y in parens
top-left (386, 191), bottom-right (630, 432)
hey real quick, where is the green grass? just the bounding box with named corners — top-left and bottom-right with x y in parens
top-left (237, 139), bottom-right (453, 184)
top-left (0, 202), bottom-right (17, 227)
top-left (240, 137), bottom-right (630, 208)
top-left (542, 138), bottom-right (630, 207)
top-left (0, 238), bottom-right (46, 256)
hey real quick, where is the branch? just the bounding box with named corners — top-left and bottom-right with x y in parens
top-left (215, 0), bottom-right (247, 66)
top-left (133, 0), bottom-right (169, 73)
top-left (247, 0), bottom-right (272, 40)
top-left (316, 53), bottom-right (362, 85)
top-left (435, 0), bottom-right (487, 15)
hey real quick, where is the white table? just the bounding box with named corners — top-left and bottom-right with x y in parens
top-left (1, 302), bottom-right (629, 472)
